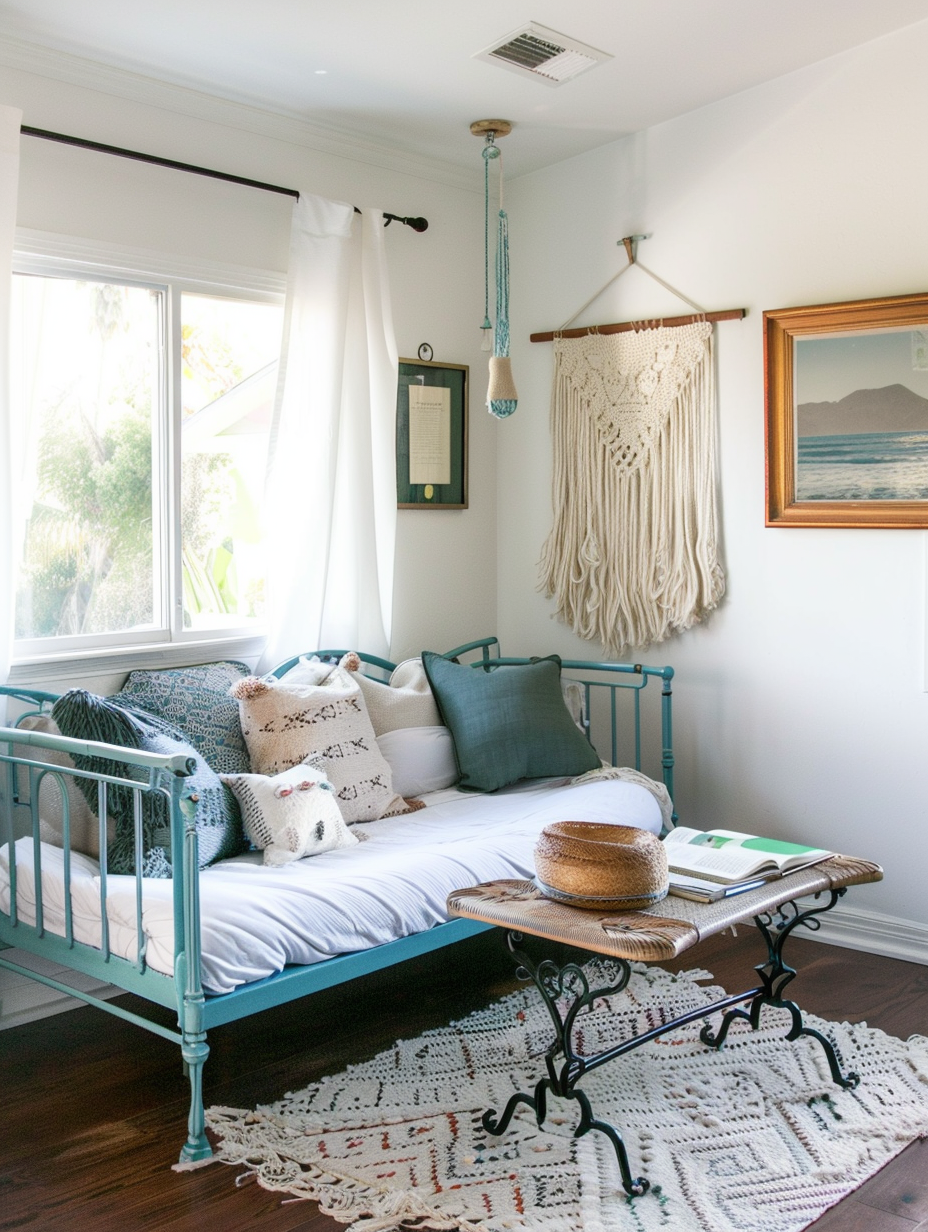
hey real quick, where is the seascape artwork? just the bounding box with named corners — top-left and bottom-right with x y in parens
top-left (795, 328), bottom-right (928, 501)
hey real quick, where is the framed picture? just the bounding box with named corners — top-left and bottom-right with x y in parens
top-left (765, 291), bottom-right (928, 527)
top-left (396, 358), bottom-right (468, 509)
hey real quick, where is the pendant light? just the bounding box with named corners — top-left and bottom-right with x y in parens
top-left (471, 119), bottom-right (517, 418)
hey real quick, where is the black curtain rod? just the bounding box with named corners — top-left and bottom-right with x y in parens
top-left (20, 125), bottom-right (428, 232)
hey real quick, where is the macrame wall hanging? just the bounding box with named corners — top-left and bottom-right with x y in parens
top-left (471, 119), bottom-right (517, 419)
top-left (537, 238), bottom-right (745, 656)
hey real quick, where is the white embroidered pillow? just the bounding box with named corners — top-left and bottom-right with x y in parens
top-left (221, 762), bottom-right (358, 866)
top-left (230, 661), bottom-right (416, 823)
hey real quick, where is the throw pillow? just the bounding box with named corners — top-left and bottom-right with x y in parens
top-left (375, 726), bottom-right (458, 797)
top-left (221, 761), bottom-right (358, 866)
top-left (111, 661), bottom-right (251, 775)
top-left (278, 655), bottom-right (343, 686)
top-left (51, 690), bottom-right (248, 878)
top-left (421, 651), bottom-right (601, 793)
top-left (11, 714), bottom-right (115, 858)
top-left (352, 657), bottom-right (442, 735)
top-left (230, 660), bottom-right (417, 823)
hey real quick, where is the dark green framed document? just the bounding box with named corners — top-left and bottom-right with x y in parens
top-left (396, 359), bottom-right (468, 509)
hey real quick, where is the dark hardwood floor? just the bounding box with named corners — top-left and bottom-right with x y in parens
top-left (2, 928), bottom-right (927, 1231)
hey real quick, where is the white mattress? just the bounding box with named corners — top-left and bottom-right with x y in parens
top-left (1, 778), bottom-right (662, 995)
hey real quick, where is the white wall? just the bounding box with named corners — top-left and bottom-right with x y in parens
top-left (0, 54), bottom-right (497, 673)
top-left (501, 21), bottom-right (928, 930)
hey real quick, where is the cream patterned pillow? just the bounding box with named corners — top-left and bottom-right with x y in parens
top-left (353, 657), bottom-right (442, 735)
top-left (221, 762), bottom-right (358, 866)
top-left (230, 660), bottom-right (417, 823)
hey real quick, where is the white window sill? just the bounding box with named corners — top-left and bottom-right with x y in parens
top-left (8, 634), bottom-right (268, 687)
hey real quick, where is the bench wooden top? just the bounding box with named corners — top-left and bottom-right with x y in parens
top-left (447, 855), bottom-right (882, 962)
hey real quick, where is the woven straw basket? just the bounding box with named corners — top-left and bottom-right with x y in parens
top-left (534, 821), bottom-right (669, 910)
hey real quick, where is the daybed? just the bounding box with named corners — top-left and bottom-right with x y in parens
top-left (0, 638), bottom-right (675, 1165)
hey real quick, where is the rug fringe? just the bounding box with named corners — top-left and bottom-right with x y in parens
top-left (206, 1124), bottom-right (507, 1232)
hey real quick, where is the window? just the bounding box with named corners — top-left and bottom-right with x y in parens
top-left (10, 258), bottom-right (283, 665)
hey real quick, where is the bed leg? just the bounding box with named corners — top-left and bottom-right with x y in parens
top-left (178, 1034), bottom-right (212, 1164)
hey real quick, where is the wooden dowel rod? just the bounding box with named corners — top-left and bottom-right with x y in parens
top-left (530, 307), bottom-right (746, 343)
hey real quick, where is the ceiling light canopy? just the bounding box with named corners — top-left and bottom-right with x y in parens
top-left (474, 22), bottom-right (612, 87)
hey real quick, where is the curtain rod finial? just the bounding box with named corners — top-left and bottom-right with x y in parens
top-left (384, 213), bottom-right (429, 232)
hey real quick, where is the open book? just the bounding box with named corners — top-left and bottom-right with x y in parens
top-left (663, 827), bottom-right (831, 886)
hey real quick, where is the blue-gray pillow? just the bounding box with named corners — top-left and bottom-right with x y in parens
top-left (420, 652), bottom-right (601, 793)
top-left (111, 661), bottom-right (251, 775)
top-left (51, 689), bottom-right (248, 878)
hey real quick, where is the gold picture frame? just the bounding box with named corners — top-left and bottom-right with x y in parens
top-left (396, 359), bottom-right (468, 509)
top-left (765, 291), bottom-right (928, 527)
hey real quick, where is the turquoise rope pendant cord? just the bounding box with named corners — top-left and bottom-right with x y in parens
top-left (493, 210), bottom-right (510, 361)
top-left (480, 139), bottom-right (493, 340)
top-left (482, 135), bottom-right (517, 419)
top-left (489, 208), bottom-right (517, 419)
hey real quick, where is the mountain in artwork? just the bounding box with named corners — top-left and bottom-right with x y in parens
top-left (798, 383), bottom-right (928, 436)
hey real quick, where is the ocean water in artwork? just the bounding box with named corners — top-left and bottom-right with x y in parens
top-left (797, 431), bottom-right (928, 500)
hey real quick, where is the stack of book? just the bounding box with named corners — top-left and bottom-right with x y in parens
top-left (662, 827), bottom-right (831, 903)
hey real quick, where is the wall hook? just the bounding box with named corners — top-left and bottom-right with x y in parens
top-left (619, 234), bottom-right (649, 264)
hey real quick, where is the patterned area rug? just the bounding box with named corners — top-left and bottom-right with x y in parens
top-left (208, 963), bottom-right (928, 1232)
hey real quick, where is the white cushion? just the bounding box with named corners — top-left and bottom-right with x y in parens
top-left (353, 657), bottom-right (441, 735)
top-left (221, 762), bottom-right (358, 866)
top-left (376, 726), bottom-right (458, 797)
top-left (231, 663), bottom-right (414, 823)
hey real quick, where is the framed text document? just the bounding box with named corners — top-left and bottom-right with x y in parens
top-left (396, 359), bottom-right (468, 508)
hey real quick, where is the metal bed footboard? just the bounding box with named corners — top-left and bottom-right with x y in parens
top-left (0, 639), bottom-right (676, 1165)
top-left (0, 708), bottom-right (212, 1158)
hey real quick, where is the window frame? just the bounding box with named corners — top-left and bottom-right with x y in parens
top-left (8, 230), bottom-right (286, 683)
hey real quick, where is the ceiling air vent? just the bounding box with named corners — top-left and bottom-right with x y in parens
top-left (475, 23), bottom-right (612, 87)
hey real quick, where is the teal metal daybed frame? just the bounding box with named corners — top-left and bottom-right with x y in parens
top-left (0, 637), bottom-right (674, 1165)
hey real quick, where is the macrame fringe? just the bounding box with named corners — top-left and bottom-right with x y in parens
top-left (539, 325), bottom-right (724, 655)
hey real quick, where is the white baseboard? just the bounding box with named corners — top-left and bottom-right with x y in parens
top-left (787, 901), bottom-right (928, 967)
top-left (0, 948), bottom-right (121, 1030)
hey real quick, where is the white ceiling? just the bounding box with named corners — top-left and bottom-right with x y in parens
top-left (2, 0), bottom-right (928, 178)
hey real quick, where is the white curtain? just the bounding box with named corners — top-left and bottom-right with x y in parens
top-left (0, 105), bottom-right (21, 688)
top-left (258, 193), bottom-right (398, 670)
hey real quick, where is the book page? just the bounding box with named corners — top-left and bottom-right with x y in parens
top-left (664, 844), bottom-right (776, 882)
top-left (664, 827), bottom-right (829, 872)
top-left (409, 384), bottom-right (451, 485)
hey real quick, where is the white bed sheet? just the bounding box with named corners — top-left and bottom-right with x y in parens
top-left (1, 778), bottom-right (662, 995)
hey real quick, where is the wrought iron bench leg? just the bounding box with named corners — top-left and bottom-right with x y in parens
top-left (700, 889), bottom-right (859, 1090)
top-left (481, 933), bottom-right (649, 1197)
